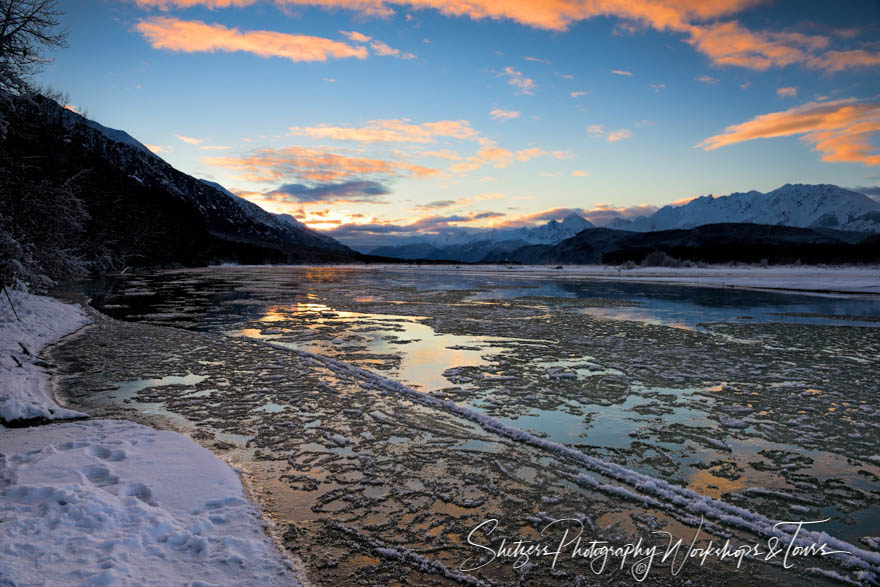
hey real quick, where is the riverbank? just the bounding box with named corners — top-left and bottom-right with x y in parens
top-left (0, 290), bottom-right (299, 585)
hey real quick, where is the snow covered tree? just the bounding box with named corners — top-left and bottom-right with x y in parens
top-left (0, 0), bottom-right (66, 94)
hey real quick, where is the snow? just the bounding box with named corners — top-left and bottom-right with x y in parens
top-left (0, 291), bottom-right (298, 585)
top-left (0, 420), bottom-right (295, 586)
top-left (0, 290), bottom-right (90, 423)
top-left (611, 184), bottom-right (880, 233)
top-left (367, 213), bottom-right (593, 256)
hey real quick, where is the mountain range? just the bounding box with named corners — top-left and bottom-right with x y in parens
top-left (369, 213), bottom-right (593, 261)
top-left (366, 184), bottom-right (880, 263)
top-left (484, 223), bottom-right (880, 266)
top-left (609, 184), bottom-right (880, 233)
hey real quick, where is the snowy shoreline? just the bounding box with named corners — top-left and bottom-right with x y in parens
top-left (0, 290), bottom-right (298, 585)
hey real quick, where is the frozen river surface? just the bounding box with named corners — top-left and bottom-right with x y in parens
top-left (54, 265), bottom-right (880, 585)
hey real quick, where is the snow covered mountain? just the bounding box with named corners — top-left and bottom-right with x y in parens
top-left (609, 184), bottom-right (880, 233)
top-left (369, 213), bottom-right (593, 260)
top-left (50, 102), bottom-right (356, 261)
top-left (0, 95), bottom-right (358, 273)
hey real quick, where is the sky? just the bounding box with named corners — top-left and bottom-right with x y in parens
top-left (42, 1), bottom-right (880, 250)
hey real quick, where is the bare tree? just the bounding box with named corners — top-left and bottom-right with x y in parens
top-left (0, 0), bottom-right (66, 95)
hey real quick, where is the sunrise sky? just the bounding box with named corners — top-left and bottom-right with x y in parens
top-left (43, 1), bottom-right (880, 248)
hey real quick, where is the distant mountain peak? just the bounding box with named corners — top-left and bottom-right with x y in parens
top-left (616, 184), bottom-right (880, 234)
top-left (363, 213), bottom-right (593, 260)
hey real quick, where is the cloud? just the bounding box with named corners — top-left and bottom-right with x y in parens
top-left (697, 98), bottom-right (880, 166)
top-left (501, 66), bottom-right (536, 94)
top-left (679, 21), bottom-right (879, 73)
top-left (489, 108), bottom-right (520, 120)
top-left (205, 146), bottom-right (440, 182)
top-left (132, 0), bottom-right (752, 32)
top-left (806, 50), bottom-right (880, 72)
top-left (200, 144), bottom-right (233, 150)
top-left (472, 211), bottom-right (504, 219)
top-left (131, 2), bottom-right (880, 73)
top-left (369, 39), bottom-right (416, 59)
top-left (175, 134), bottom-right (204, 144)
top-left (340, 30), bottom-right (371, 42)
top-left (524, 55), bottom-right (550, 64)
top-left (696, 75), bottom-right (719, 84)
top-left (419, 149), bottom-right (464, 160)
top-left (611, 69), bottom-right (633, 76)
top-left (326, 211), bottom-right (501, 241)
top-left (588, 126), bottom-right (631, 142)
top-left (144, 143), bottom-right (167, 154)
top-left (135, 17), bottom-right (368, 62)
top-left (571, 170), bottom-right (588, 176)
top-left (850, 186), bottom-right (880, 199)
top-left (269, 180), bottom-right (390, 202)
top-left (570, 91), bottom-right (587, 98)
top-left (447, 141), bottom-right (570, 174)
top-left (288, 118), bottom-right (478, 143)
top-left (650, 83), bottom-right (665, 93)
top-left (415, 199), bottom-right (458, 209)
top-left (777, 86), bottom-right (797, 97)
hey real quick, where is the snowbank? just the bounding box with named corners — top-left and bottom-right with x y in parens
top-left (0, 289), bottom-right (90, 423)
top-left (0, 291), bottom-right (298, 585)
top-left (0, 419), bottom-right (295, 585)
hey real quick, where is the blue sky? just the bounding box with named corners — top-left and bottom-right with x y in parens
top-left (41, 1), bottom-right (880, 247)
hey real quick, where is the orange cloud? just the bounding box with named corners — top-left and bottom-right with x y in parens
top-left (205, 146), bottom-right (439, 182)
top-left (807, 50), bottom-right (880, 73)
top-left (144, 143), bottom-right (167, 154)
top-left (369, 39), bottom-right (416, 59)
top-left (611, 69), bottom-right (632, 76)
top-left (132, 0), bottom-right (754, 31)
top-left (588, 126), bottom-right (631, 142)
top-left (447, 141), bottom-right (569, 174)
top-left (776, 86), bottom-right (797, 97)
top-left (288, 119), bottom-right (478, 143)
top-left (489, 108), bottom-right (520, 120)
top-left (340, 30), bottom-right (371, 42)
top-left (685, 21), bottom-right (826, 70)
top-left (697, 98), bottom-right (880, 166)
top-left (501, 66), bottom-right (536, 94)
top-left (135, 17), bottom-right (368, 62)
top-left (131, 2), bottom-right (880, 73)
top-left (175, 134), bottom-right (204, 144)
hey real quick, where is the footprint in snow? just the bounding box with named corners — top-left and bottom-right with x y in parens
top-left (82, 464), bottom-right (120, 488)
top-left (86, 445), bottom-right (127, 462)
top-left (124, 482), bottom-right (157, 506)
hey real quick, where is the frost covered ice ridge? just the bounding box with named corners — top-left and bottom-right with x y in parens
top-left (269, 342), bottom-right (880, 583)
top-left (0, 291), bottom-right (297, 585)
